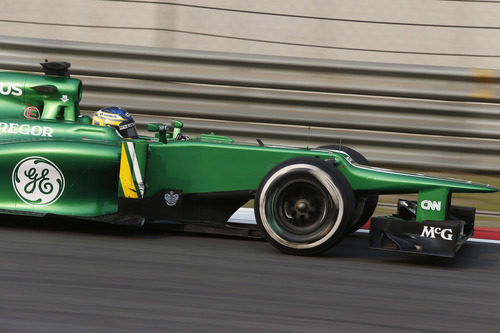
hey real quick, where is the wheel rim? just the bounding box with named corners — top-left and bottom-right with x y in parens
top-left (259, 164), bottom-right (344, 248)
top-left (274, 179), bottom-right (329, 235)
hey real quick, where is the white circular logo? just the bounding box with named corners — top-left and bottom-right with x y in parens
top-left (12, 156), bottom-right (65, 206)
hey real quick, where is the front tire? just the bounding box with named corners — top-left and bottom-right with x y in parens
top-left (255, 157), bottom-right (355, 255)
top-left (319, 145), bottom-right (379, 234)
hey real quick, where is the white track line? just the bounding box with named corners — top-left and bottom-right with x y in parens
top-left (229, 208), bottom-right (500, 245)
top-left (467, 238), bottom-right (500, 244)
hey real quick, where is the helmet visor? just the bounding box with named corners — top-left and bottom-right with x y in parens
top-left (118, 120), bottom-right (138, 139)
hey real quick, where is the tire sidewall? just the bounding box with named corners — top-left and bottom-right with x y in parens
top-left (318, 145), bottom-right (379, 234)
top-left (255, 157), bottom-right (354, 255)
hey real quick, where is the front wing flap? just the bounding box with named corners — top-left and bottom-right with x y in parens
top-left (369, 200), bottom-right (475, 257)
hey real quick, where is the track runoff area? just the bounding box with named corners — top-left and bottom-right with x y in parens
top-left (229, 208), bottom-right (500, 245)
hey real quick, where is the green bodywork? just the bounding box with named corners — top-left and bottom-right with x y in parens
top-left (145, 141), bottom-right (495, 222)
top-left (0, 69), bottom-right (496, 224)
top-left (0, 71), bottom-right (81, 121)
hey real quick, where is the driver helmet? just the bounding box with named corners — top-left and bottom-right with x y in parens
top-left (92, 106), bottom-right (138, 139)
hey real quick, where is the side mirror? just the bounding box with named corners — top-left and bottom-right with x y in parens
top-left (147, 122), bottom-right (171, 143)
top-left (147, 123), bottom-right (167, 132)
top-left (147, 120), bottom-right (184, 143)
top-left (171, 120), bottom-right (183, 139)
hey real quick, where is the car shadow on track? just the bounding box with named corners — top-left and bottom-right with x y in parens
top-left (325, 233), bottom-right (500, 269)
top-left (1, 215), bottom-right (497, 268)
top-left (0, 215), bottom-right (166, 238)
top-left (0, 214), bottom-right (263, 241)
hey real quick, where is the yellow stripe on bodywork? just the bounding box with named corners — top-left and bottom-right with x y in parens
top-left (120, 143), bottom-right (138, 198)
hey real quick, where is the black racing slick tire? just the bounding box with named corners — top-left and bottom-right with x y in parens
top-left (318, 145), bottom-right (379, 234)
top-left (254, 157), bottom-right (355, 255)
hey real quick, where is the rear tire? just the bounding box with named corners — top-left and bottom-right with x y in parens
top-left (255, 157), bottom-right (355, 255)
top-left (318, 145), bottom-right (379, 234)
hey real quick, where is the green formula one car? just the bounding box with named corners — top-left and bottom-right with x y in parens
top-left (0, 61), bottom-right (496, 257)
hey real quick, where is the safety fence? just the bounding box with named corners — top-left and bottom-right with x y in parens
top-left (1, 35), bottom-right (500, 172)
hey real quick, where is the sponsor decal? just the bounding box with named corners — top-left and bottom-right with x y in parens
top-left (164, 191), bottom-right (180, 206)
top-left (119, 142), bottom-right (144, 199)
top-left (97, 110), bottom-right (121, 119)
top-left (126, 142), bottom-right (144, 197)
top-left (0, 122), bottom-right (53, 137)
top-left (23, 106), bottom-right (41, 120)
top-left (420, 200), bottom-right (441, 211)
top-left (12, 156), bottom-right (65, 206)
top-left (420, 226), bottom-right (453, 241)
top-left (119, 122), bottom-right (136, 131)
top-left (0, 82), bottom-right (22, 96)
top-left (60, 95), bottom-right (69, 103)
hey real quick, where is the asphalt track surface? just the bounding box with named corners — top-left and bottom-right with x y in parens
top-left (1, 216), bottom-right (500, 332)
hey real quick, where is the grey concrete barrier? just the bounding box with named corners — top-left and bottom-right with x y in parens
top-left (1, 35), bottom-right (499, 172)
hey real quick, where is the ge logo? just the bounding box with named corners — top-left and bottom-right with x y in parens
top-left (12, 156), bottom-right (65, 206)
